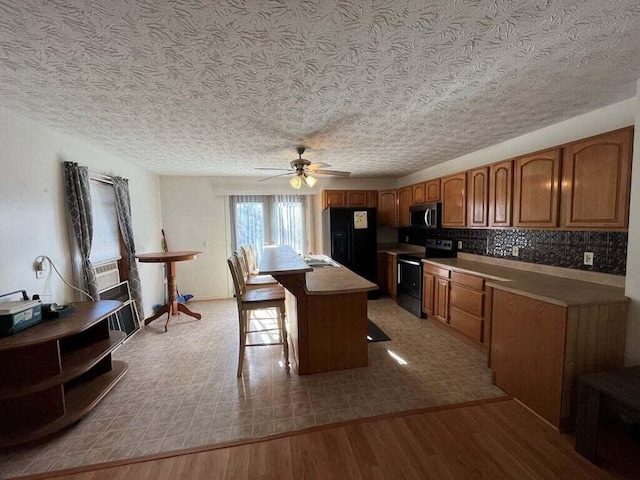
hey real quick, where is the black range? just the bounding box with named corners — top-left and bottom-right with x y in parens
top-left (396, 239), bottom-right (457, 318)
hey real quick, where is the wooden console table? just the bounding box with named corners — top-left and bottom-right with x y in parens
top-left (575, 366), bottom-right (640, 463)
top-left (0, 301), bottom-right (126, 447)
top-left (136, 251), bottom-right (202, 331)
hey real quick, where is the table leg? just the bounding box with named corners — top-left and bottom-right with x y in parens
top-left (575, 380), bottom-right (601, 463)
top-left (144, 304), bottom-right (170, 326)
top-left (177, 302), bottom-right (202, 320)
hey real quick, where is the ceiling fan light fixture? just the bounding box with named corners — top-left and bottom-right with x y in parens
top-left (290, 175), bottom-right (302, 189)
top-left (304, 174), bottom-right (317, 187)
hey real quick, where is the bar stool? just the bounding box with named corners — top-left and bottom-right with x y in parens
top-left (227, 254), bottom-right (289, 377)
top-left (236, 247), bottom-right (279, 289)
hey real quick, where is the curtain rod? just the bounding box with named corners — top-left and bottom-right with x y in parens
top-left (89, 171), bottom-right (113, 185)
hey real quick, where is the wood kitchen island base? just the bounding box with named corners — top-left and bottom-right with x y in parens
top-left (260, 246), bottom-right (377, 375)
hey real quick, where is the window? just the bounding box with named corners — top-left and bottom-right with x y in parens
top-left (230, 195), bottom-right (307, 265)
top-left (89, 178), bottom-right (121, 265)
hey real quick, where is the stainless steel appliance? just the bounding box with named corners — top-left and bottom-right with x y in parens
top-left (396, 239), bottom-right (456, 317)
top-left (409, 202), bottom-right (441, 228)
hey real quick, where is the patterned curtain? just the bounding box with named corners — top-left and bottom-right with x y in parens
top-left (64, 161), bottom-right (99, 300)
top-left (111, 176), bottom-right (145, 320)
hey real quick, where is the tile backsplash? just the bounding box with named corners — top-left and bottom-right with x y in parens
top-left (398, 227), bottom-right (628, 275)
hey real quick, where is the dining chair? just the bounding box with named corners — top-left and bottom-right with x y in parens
top-left (228, 254), bottom-right (289, 377)
top-left (236, 247), bottom-right (278, 289)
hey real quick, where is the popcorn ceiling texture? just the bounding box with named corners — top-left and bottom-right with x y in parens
top-left (0, 1), bottom-right (639, 176)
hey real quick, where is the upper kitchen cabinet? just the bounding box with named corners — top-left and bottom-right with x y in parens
top-left (398, 186), bottom-right (412, 227)
top-left (367, 190), bottom-right (378, 209)
top-left (378, 189), bottom-right (398, 226)
top-left (488, 160), bottom-right (513, 227)
top-left (346, 190), bottom-right (368, 207)
top-left (561, 127), bottom-right (633, 229)
top-left (412, 182), bottom-right (426, 205)
top-left (466, 167), bottom-right (489, 227)
top-left (513, 148), bottom-right (561, 228)
top-left (441, 173), bottom-right (467, 227)
top-left (322, 190), bottom-right (346, 209)
top-left (426, 179), bottom-right (441, 202)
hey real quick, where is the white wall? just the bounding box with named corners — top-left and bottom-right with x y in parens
top-left (400, 98), bottom-right (637, 186)
top-left (0, 107), bottom-right (164, 316)
top-left (625, 82), bottom-right (640, 366)
top-left (159, 175), bottom-right (397, 299)
top-left (399, 96), bottom-right (639, 365)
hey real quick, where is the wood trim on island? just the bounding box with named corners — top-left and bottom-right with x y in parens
top-left (260, 246), bottom-right (377, 374)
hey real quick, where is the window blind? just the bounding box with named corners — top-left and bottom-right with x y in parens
top-left (89, 179), bottom-right (121, 265)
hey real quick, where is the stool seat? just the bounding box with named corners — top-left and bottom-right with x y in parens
top-left (242, 286), bottom-right (285, 303)
top-left (246, 274), bottom-right (278, 287)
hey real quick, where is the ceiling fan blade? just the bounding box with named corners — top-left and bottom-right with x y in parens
top-left (258, 172), bottom-right (294, 182)
top-left (307, 162), bottom-right (330, 170)
top-left (254, 167), bottom-right (292, 171)
top-left (312, 169), bottom-right (351, 177)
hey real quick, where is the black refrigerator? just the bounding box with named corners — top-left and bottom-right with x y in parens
top-left (323, 207), bottom-right (378, 299)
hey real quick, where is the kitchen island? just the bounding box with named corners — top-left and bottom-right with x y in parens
top-left (260, 245), bottom-right (377, 375)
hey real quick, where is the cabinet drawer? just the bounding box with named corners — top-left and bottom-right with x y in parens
top-left (449, 307), bottom-right (483, 342)
top-left (423, 263), bottom-right (450, 279)
top-left (450, 283), bottom-right (484, 317)
top-left (450, 271), bottom-right (484, 290)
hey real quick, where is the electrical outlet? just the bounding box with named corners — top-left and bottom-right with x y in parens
top-left (36, 269), bottom-right (44, 279)
top-left (34, 258), bottom-right (46, 279)
top-left (458, 241), bottom-right (463, 250)
top-left (584, 252), bottom-right (594, 266)
top-left (512, 246), bottom-right (519, 257)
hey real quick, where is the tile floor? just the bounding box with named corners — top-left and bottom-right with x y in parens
top-left (0, 297), bottom-right (504, 478)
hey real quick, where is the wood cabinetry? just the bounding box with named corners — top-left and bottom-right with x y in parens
top-left (377, 253), bottom-right (387, 294)
top-left (489, 160), bottom-right (513, 227)
top-left (449, 271), bottom-right (485, 343)
top-left (0, 301), bottom-right (126, 447)
top-left (561, 127), bottom-right (633, 229)
top-left (398, 186), bottom-right (412, 227)
top-left (441, 173), bottom-right (467, 227)
top-left (513, 148), bottom-right (561, 228)
top-left (387, 255), bottom-right (397, 299)
top-left (466, 167), bottom-right (489, 227)
top-left (378, 190), bottom-right (398, 226)
top-left (434, 276), bottom-right (450, 323)
top-left (422, 270), bottom-right (434, 316)
top-left (322, 190), bottom-right (379, 210)
top-left (412, 182), bottom-right (426, 205)
top-left (490, 289), bottom-right (627, 430)
top-left (426, 179), bottom-right (441, 202)
top-left (346, 190), bottom-right (368, 207)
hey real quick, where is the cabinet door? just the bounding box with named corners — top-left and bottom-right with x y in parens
top-left (489, 160), bottom-right (513, 227)
top-left (398, 186), bottom-right (412, 227)
top-left (513, 149), bottom-right (561, 228)
top-left (491, 289), bottom-right (566, 427)
top-left (422, 272), bottom-right (434, 316)
top-left (426, 179), bottom-right (441, 202)
top-left (347, 190), bottom-right (368, 207)
top-left (377, 253), bottom-right (387, 293)
top-left (434, 277), bottom-right (449, 323)
top-left (466, 167), bottom-right (489, 227)
top-left (323, 190), bottom-right (346, 209)
top-left (378, 190), bottom-right (398, 226)
top-left (561, 128), bottom-right (633, 229)
top-left (441, 173), bottom-right (466, 227)
top-left (412, 183), bottom-right (426, 205)
top-left (388, 256), bottom-right (397, 298)
top-left (367, 190), bottom-right (378, 209)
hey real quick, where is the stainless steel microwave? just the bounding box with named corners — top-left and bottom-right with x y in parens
top-left (409, 202), bottom-right (441, 228)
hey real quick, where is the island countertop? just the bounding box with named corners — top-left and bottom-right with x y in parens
top-left (260, 246), bottom-right (377, 296)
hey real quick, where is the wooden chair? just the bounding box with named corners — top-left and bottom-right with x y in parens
top-left (228, 254), bottom-right (289, 377)
top-left (236, 247), bottom-right (278, 289)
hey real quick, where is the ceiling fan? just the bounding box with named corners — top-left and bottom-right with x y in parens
top-left (256, 147), bottom-right (351, 189)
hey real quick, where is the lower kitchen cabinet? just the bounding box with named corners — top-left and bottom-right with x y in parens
top-left (378, 253), bottom-right (397, 299)
top-left (422, 270), bottom-right (434, 316)
top-left (490, 289), bottom-right (627, 431)
top-left (449, 271), bottom-right (485, 343)
top-left (434, 277), bottom-right (449, 323)
top-left (377, 253), bottom-right (387, 294)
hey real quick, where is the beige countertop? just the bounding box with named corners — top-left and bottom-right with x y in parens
top-left (422, 257), bottom-right (628, 307)
top-left (259, 246), bottom-right (377, 296)
top-left (377, 243), bottom-right (425, 255)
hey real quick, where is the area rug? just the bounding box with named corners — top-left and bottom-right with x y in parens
top-left (367, 319), bottom-right (391, 342)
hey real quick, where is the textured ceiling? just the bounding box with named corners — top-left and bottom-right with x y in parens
top-left (0, 1), bottom-right (639, 177)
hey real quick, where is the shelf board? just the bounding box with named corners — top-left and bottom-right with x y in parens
top-left (0, 361), bottom-right (127, 448)
top-left (0, 330), bottom-right (126, 400)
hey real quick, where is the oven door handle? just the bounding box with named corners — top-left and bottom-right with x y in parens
top-left (398, 259), bottom-right (421, 266)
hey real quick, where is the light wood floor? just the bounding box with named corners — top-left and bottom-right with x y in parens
top-left (20, 398), bottom-right (618, 480)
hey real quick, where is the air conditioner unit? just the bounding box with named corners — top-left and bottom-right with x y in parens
top-left (94, 261), bottom-right (120, 292)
